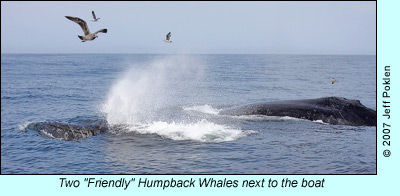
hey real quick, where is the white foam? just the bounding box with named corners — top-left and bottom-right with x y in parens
top-left (313, 119), bottom-right (328, 124)
top-left (17, 122), bottom-right (33, 131)
top-left (183, 104), bottom-right (221, 115)
top-left (126, 119), bottom-right (257, 142)
top-left (230, 115), bottom-right (304, 122)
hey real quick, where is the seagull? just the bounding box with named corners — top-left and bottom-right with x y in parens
top-left (91, 11), bottom-right (100, 22)
top-left (65, 16), bottom-right (107, 42)
top-left (163, 32), bottom-right (172, 43)
top-left (332, 78), bottom-right (338, 84)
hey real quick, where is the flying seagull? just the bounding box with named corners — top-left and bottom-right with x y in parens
top-left (164, 32), bottom-right (172, 43)
top-left (91, 11), bottom-right (100, 22)
top-left (65, 16), bottom-right (107, 42)
top-left (331, 78), bottom-right (338, 84)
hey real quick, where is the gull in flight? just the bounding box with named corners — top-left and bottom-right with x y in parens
top-left (91, 11), bottom-right (100, 22)
top-left (65, 16), bottom-right (107, 42)
top-left (164, 32), bottom-right (172, 43)
top-left (331, 78), bottom-right (338, 84)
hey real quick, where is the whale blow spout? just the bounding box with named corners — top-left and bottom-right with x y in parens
top-left (219, 97), bottom-right (376, 126)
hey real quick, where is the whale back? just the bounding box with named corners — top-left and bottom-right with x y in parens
top-left (27, 119), bottom-right (108, 140)
top-left (219, 97), bottom-right (376, 126)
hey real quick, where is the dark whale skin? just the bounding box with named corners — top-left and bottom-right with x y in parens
top-left (27, 119), bottom-right (108, 141)
top-left (219, 97), bottom-right (376, 126)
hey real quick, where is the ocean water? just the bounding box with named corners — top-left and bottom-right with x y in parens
top-left (1, 54), bottom-right (376, 174)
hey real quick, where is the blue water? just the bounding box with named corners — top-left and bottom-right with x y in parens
top-left (1, 54), bottom-right (376, 174)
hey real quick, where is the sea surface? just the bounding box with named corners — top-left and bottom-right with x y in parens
top-left (1, 54), bottom-right (376, 174)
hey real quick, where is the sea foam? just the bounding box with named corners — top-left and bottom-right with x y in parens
top-left (127, 119), bottom-right (256, 142)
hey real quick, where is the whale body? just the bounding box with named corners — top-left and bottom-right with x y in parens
top-left (219, 97), bottom-right (376, 126)
top-left (27, 119), bottom-right (108, 141)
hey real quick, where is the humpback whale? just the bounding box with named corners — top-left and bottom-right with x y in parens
top-left (27, 119), bottom-right (108, 141)
top-left (219, 97), bottom-right (376, 126)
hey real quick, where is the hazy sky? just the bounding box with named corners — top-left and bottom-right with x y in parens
top-left (1, 1), bottom-right (376, 54)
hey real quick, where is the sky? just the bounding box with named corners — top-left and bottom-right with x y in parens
top-left (1, 1), bottom-right (376, 54)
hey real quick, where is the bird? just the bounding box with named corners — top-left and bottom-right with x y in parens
top-left (163, 32), bottom-right (172, 43)
top-left (331, 78), bottom-right (338, 84)
top-left (91, 11), bottom-right (100, 22)
top-left (65, 16), bottom-right (107, 42)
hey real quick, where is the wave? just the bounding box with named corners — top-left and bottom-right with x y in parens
top-left (17, 121), bottom-right (34, 131)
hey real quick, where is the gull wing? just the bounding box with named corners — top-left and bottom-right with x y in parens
top-left (94, 29), bottom-right (108, 35)
top-left (65, 16), bottom-right (91, 35)
top-left (92, 11), bottom-right (97, 19)
top-left (166, 32), bottom-right (171, 40)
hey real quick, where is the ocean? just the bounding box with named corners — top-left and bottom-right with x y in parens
top-left (1, 54), bottom-right (376, 174)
